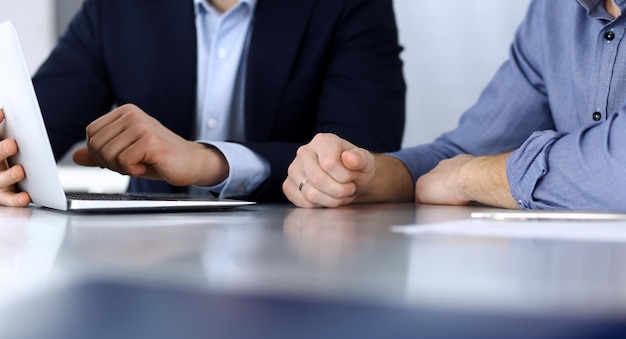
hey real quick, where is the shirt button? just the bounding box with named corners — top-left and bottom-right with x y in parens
top-left (207, 119), bottom-right (219, 129)
top-left (605, 30), bottom-right (615, 41)
top-left (592, 111), bottom-right (602, 121)
top-left (217, 48), bottom-right (228, 59)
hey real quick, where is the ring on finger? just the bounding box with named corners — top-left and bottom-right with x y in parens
top-left (298, 178), bottom-right (309, 192)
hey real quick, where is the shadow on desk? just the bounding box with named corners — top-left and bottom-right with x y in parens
top-left (1, 279), bottom-right (625, 339)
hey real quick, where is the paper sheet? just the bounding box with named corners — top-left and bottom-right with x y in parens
top-left (392, 218), bottom-right (626, 243)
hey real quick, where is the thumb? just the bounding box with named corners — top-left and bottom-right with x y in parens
top-left (341, 147), bottom-right (373, 173)
top-left (72, 147), bottom-right (98, 167)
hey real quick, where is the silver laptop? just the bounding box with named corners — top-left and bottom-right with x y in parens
top-left (0, 21), bottom-right (255, 212)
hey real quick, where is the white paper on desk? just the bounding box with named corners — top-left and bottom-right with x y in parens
top-left (392, 219), bottom-right (626, 243)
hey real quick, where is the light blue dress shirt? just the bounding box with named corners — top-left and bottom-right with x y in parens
top-left (192, 0), bottom-right (269, 198)
top-left (392, 0), bottom-right (626, 211)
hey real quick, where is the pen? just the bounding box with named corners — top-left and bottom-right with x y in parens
top-left (471, 211), bottom-right (626, 222)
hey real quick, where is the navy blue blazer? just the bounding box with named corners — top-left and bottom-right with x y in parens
top-left (33, 0), bottom-right (406, 202)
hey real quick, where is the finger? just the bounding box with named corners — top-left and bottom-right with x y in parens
top-left (0, 138), bottom-right (19, 170)
top-left (114, 133), bottom-right (159, 177)
top-left (286, 158), bottom-right (356, 208)
top-left (341, 147), bottom-right (374, 174)
top-left (289, 146), bottom-right (353, 201)
top-left (85, 105), bottom-right (147, 169)
top-left (0, 165), bottom-right (30, 207)
top-left (0, 164), bottom-right (24, 188)
top-left (87, 121), bottom-right (132, 170)
top-left (299, 178), bottom-right (356, 208)
top-left (94, 126), bottom-right (146, 174)
top-left (86, 104), bottom-right (137, 135)
top-left (282, 178), bottom-right (319, 208)
top-left (310, 134), bottom-right (358, 184)
top-left (0, 190), bottom-right (31, 207)
top-left (72, 147), bottom-right (98, 167)
top-left (282, 176), bottom-right (353, 208)
top-left (0, 137), bottom-right (30, 207)
top-left (287, 135), bottom-right (359, 203)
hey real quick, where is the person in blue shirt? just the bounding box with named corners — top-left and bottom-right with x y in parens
top-left (0, 0), bottom-right (405, 207)
top-left (284, 0), bottom-right (626, 212)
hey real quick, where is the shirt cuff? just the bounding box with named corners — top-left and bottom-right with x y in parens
top-left (193, 141), bottom-right (270, 199)
top-left (506, 130), bottom-right (564, 209)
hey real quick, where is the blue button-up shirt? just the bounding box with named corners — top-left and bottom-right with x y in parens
top-left (193, 0), bottom-right (269, 199)
top-left (392, 0), bottom-right (626, 211)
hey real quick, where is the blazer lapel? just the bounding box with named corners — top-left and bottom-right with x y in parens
top-left (246, 0), bottom-right (316, 141)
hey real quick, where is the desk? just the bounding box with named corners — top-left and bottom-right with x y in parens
top-left (0, 203), bottom-right (625, 337)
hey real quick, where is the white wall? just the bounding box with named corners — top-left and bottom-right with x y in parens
top-left (394, 0), bottom-right (531, 147)
top-left (0, 0), bottom-right (55, 74)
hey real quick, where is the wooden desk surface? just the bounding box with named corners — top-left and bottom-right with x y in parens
top-left (1, 203), bottom-right (626, 335)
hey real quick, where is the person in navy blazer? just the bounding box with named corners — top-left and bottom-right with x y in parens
top-left (0, 0), bottom-right (405, 206)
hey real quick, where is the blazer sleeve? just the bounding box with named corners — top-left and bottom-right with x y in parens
top-left (32, 0), bottom-right (115, 160)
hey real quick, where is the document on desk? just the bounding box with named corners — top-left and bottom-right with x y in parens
top-left (392, 210), bottom-right (626, 243)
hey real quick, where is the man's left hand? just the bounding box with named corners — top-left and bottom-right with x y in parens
top-left (416, 152), bottom-right (519, 209)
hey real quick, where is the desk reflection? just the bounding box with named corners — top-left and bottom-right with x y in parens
top-left (57, 205), bottom-right (415, 300)
top-left (2, 203), bottom-right (626, 318)
top-left (0, 208), bottom-right (66, 311)
top-left (283, 205), bottom-right (415, 268)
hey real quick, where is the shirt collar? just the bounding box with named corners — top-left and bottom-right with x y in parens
top-left (193, 0), bottom-right (257, 15)
top-left (578, 0), bottom-right (626, 16)
top-left (577, 0), bottom-right (603, 11)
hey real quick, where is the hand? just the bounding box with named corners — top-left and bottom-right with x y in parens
top-left (416, 153), bottom-right (518, 209)
top-left (0, 109), bottom-right (30, 207)
top-left (415, 154), bottom-right (475, 206)
top-left (283, 133), bottom-right (414, 208)
top-left (283, 133), bottom-right (376, 208)
top-left (72, 104), bottom-right (229, 187)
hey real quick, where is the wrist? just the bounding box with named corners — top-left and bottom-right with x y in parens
top-left (462, 153), bottom-right (517, 209)
top-left (194, 142), bottom-right (229, 186)
top-left (358, 154), bottom-right (414, 203)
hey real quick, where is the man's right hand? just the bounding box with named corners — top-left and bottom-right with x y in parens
top-left (0, 109), bottom-right (30, 207)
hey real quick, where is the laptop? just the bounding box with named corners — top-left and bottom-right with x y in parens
top-left (0, 21), bottom-right (255, 212)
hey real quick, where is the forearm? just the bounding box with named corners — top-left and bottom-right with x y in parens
top-left (461, 153), bottom-right (518, 209)
top-left (355, 154), bottom-right (414, 204)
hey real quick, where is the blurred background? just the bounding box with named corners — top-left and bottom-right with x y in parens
top-left (0, 0), bottom-right (531, 191)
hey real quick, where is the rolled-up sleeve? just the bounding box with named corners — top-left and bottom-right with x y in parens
top-left (511, 112), bottom-right (626, 212)
top-left (506, 130), bottom-right (564, 209)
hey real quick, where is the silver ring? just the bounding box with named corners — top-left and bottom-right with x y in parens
top-left (298, 178), bottom-right (309, 192)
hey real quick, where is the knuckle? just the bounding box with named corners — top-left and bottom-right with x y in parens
top-left (125, 108), bottom-right (143, 120)
top-left (310, 133), bottom-right (324, 143)
top-left (287, 163), bottom-right (298, 178)
top-left (123, 103), bottom-right (139, 111)
top-left (99, 144), bottom-right (115, 160)
top-left (319, 157), bottom-right (338, 173)
top-left (85, 124), bottom-right (97, 137)
top-left (307, 171), bottom-right (324, 187)
top-left (295, 144), bottom-right (309, 158)
top-left (141, 132), bottom-right (159, 145)
top-left (314, 132), bottom-right (333, 144)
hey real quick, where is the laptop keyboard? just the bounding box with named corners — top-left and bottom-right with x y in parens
top-left (66, 192), bottom-right (164, 201)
